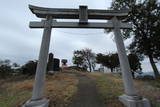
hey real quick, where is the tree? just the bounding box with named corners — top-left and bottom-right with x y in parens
top-left (96, 53), bottom-right (120, 72)
top-left (128, 53), bottom-right (142, 78)
top-left (72, 50), bottom-right (84, 67)
top-left (96, 52), bottom-right (142, 76)
top-left (72, 48), bottom-right (96, 72)
top-left (81, 48), bottom-right (96, 72)
top-left (12, 63), bottom-right (20, 68)
top-left (21, 60), bottom-right (37, 75)
top-left (111, 0), bottom-right (160, 79)
top-left (110, 53), bottom-right (120, 72)
top-left (0, 59), bottom-right (13, 78)
top-left (96, 53), bottom-right (110, 71)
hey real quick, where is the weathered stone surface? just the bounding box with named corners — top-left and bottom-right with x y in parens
top-left (112, 17), bottom-right (137, 96)
top-left (53, 58), bottom-right (60, 71)
top-left (47, 53), bottom-right (54, 72)
top-left (112, 17), bottom-right (150, 107)
top-left (119, 95), bottom-right (151, 107)
top-left (22, 98), bottom-right (49, 107)
top-left (61, 59), bottom-right (68, 67)
top-left (29, 5), bottom-right (129, 19)
top-left (30, 16), bottom-right (52, 106)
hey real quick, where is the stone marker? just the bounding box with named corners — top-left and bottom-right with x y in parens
top-left (61, 59), bottom-right (68, 67)
top-left (53, 58), bottom-right (60, 71)
top-left (47, 53), bottom-right (54, 74)
top-left (47, 53), bottom-right (60, 74)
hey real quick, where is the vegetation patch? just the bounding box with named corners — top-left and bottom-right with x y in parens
top-left (0, 73), bottom-right (79, 107)
top-left (45, 74), bottom-right (79, 107)
top-left (89, 72), bottom-right (124, 107)
top-left (135, 80), bottom-right (160, 107)
top-left (89, 72), bottom-right (160, 107)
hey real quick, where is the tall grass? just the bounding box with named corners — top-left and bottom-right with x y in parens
top-left (0, 73), bottom-right (78, 107)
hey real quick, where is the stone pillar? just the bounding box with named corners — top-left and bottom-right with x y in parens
top-left (112, 17), bottom-right (150, 107)
top-left (53, 58), bottom-right (60, 72)
top-left (48, 53), bottom-right (54, 74)
top-left (23, 16), bottom-right (52, 107)
top-left (61, 59), bottom-right (68, 67)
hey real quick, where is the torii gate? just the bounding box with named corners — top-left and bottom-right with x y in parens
top-left (23, 5), bottom-right (150, 107)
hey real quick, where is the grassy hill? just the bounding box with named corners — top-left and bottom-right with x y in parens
top-left (0, 69), bottom-right (160, 107)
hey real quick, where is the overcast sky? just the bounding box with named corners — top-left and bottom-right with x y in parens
top-left (0, 0), bottom-right (159, 72)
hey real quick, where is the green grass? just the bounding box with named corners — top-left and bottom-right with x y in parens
top-left (0, 76), bottom-right (32, 107)
top-left (156, 104), bottom-right (160, 107)
top-left (89, 72), bottom-right (160, 107)
top-left (149, 80), bottom-right (160, 88)
top-left (0, 91), bottom-right (31, 107)
top-left (89, 73), bottom-right (124, 107)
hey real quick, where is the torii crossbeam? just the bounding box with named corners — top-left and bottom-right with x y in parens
top-left (23, 5), bottom-right (150, 107)
top-left (29, 5), bottom-right (129, 19)
top-left (29, 5), bottom-right (131, 29)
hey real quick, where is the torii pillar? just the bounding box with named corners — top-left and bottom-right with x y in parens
top-left (23, 16), bottom-right (52, 107)
top-left (112, 17), bottom-right (150, 107)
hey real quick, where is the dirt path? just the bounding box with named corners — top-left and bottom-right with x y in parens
top-left (68, 72), bottom-right (105, 107)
